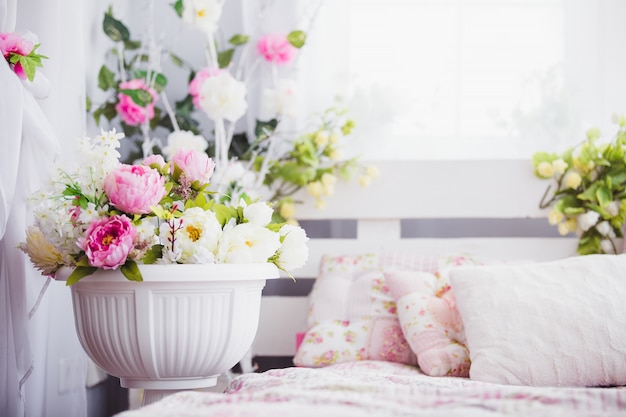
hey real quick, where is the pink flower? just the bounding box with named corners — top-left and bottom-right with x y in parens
top-left (170, 148), bottom-right (215, 186)
top-left (142, 154), bottom-right (166, 169)
top-left (189, 67), bottom-right (221, 108)
top-left (0, 32), bottom-right (35, 80)
top-left (104, 164), bottom-right (167, 214)
top-left (256, 33), bottom-right (297, 65)
top-left (78, 215), bottom-right (136, 269)
top-left (115, 79), bottom-right (158, 126)
top-left (0, 32), bottom-right (34, 57)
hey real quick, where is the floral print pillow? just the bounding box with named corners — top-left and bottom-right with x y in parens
top-left (384, 256), bottom-right (479, 377)
top-left (293, 253), bottom-right (477, 368)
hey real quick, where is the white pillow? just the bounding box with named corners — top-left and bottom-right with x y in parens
top-left (449, 254), bottom-right (626, 387)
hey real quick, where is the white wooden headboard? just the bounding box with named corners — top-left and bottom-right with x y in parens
top-left (252, 160), bottom-right (579, 367)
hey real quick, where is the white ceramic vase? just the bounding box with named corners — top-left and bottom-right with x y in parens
top-left (58, 263), bottom-right (279, 405)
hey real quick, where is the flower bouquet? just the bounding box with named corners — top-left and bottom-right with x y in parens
top-left (88, 2), bottom-right (377, 222)
top-left (532, 118), bottom-right (626, 254)
top-left (19, 129), bottom-right (309, 284)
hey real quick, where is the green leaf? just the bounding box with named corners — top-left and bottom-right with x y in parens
top-left (229, 34), bottom-right (250, 46)
top-left (255, 119), bottom-right (278, 141)
top-left (124, 39), bottom-right (141, 50)
top-left (102, 102), bottom-right (118, 121)
top-left (596, 185), bottom-right (612, 207)
top-left (119, 88), bottom-right (153, 106)
top-left (142, 245), bottom-right (163, 264)
top-left (85, 96), bottom-right (92, 112)
top-left (134, 70), bottom-right (168, 92)
top-left (103, 12), bottom-right (130, 42)
top-left (217, 48), bottom-right (235, 69)
top-left (169, 52), bottom-right (184, 67)
top-left (287, 30), bottom-right (306, 48)
top-left (120, 260), bottom-right (143, 282)
top-left (213, 203), bottom-right (236, 226)
top-left (66, 266), bottom-right (98, 286)
top-left (172, 0), bottom-right (184, 17)
top-left (97, 65), bottom-right (116, 91)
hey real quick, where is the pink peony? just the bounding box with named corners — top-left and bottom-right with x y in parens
top-left (104, 164), bottom-right (167, 214)
top-left (0, 32), bottom-right (35, 80)
top-left (256, 33), bottom-right (297, 65)
top-left (142, 154), bottom-right (166, 170)
top-left (115, 79), bottom-right (158, 126)
top-left (170, 148), bottom-right (215, 186)
top-left (189, 67), bottom-right (221, 108)
top-left (78, 215), bottom-right (136, 269)
top-left (0, 32), bottom-right (34, 57)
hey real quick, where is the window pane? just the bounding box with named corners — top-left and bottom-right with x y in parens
top-left (343, 0), bottom-right (566, 159)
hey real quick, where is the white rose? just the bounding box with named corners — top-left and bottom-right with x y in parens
top-left (243, 201), bottom-right (274, 226)
top-left (215, 222), bottom-right (281, 264)
top-left (182, 0), bottom-right (222, 34)
top-left (261, 78), bottom-right (299, 118)
top-left (162, 130), bottom-right (208, 161)
top-left (199, 72), bottom-right (247, 122)
top-left (275, 224), bottom-right (309, 272)
top-left (577, 211), bottom-right (600, 232)
top-left (536, 161), bottom-right (554, 178)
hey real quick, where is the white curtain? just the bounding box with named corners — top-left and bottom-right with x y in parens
top-left (1, 0), bottom-right (91, 416)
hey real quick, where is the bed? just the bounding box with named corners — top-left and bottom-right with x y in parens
top-left (115, 160), bottom-right (626, 416)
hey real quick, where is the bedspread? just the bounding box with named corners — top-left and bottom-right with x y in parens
top-left (115, 361), bottom-right (626, 417)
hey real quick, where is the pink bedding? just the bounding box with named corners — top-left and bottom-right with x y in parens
top-left (116, 361), bottom-right (626, 417)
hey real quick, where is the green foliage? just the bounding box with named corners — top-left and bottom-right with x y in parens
top-left (287, 30), bottom-right (306, 48)
top-left (532, 122), bottom-right (626, 254)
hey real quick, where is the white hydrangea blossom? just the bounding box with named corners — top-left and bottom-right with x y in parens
top-left (261, 78), bottom-right (299, 118)
top-left (182, 0), bottom-right (222, 35)
top-left (606, 201), bottom-right (621, 217)
top-left (215, 220), bottom-right (281, 264)
top-left (162, 130), bottom-right (209, 161)
top-left (595, 221), bottom-right (616, 238)
top-left (199, 72), bottom-right (247, 122)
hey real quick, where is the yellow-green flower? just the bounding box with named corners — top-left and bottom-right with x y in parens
top-left (18, 226), bottom-right (63, 276)
top-left (548, 209), bottom-right (563, 226)
top-left (537, 161), bottom-right (554, 178)
top-left (563, 171), bottom-right (582, 189)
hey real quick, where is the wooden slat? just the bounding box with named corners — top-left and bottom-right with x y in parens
top-left (291, 160), bottom-right (550, 220)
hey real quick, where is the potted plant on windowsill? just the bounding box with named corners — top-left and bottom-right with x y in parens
top-left (18, 129), bottom-right (309, 405)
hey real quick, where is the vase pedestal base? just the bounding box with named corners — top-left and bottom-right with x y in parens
top-left (122, 376), bottom-right (219, 406)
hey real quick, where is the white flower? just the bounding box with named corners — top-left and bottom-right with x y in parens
top-left (199, 72), bottom-right (247, 122)
top-left (243, 201), bottom-right (274, 226)
top-left (563, 171), bottom-right (582, 189)
top-left (261, 78), bottom-right (299, 118)
top-left (307, 181), bottom-right (323, 197)
top-left (595, 221), bottom-right (615, 238)
top-left (182, 0), bottom-right (222, 35)
top-left (275, 224), bottom-right (309, 271)
top-left (577, 211), bottom-right (600, 232)
top-left (314, 131), bottom-right (329, 147)
top-left (600, 239), bottom-right (616, 254)
top-left (606, 201), bottom-right (621, 217)
top-left (162, 130), bottom-right (208, 161)
top-left (215, 221), bottom-right (281, 264)
top-left (548, 209), bottom-right (563, 226)
top-left (176, 207), bottom-right (223, 263)
top-left (536, 161), bottom-right (554, 178)
top-left (551, 159), bottom-right (568, 175)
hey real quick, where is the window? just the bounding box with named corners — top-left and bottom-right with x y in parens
top-left (300, 0), bottom-right (626, 160)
